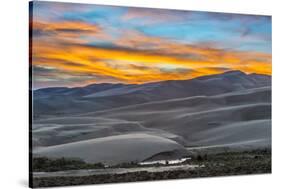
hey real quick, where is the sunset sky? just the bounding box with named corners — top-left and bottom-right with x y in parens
top-left (30, 1), bottom-right (272, 89)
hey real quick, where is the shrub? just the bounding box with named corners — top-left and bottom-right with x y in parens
top-left (32, 157), bottom-right (105, 172)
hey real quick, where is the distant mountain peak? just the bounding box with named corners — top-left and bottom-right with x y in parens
top-left (194, 70), bottom-right (246, 81)
top-left (221, 70), bottom-right (246, 76)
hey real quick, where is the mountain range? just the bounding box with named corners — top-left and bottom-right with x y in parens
top-left (33, 70), bottom-right (271, 117)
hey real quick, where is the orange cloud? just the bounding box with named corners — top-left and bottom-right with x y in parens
top-left (32, 20), bottom-right (110, 44)
top-left (33, 21), bottom-right (101, 33)
top-left (31, 20), bottom-right (272, 86)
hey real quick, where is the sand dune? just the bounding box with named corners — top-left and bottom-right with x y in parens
top-left (32, 115), bottom-right (187, 147)
top-left (83, 86), bottom-right (270, 115)
top-left (34, 133), bottom-right (189, 165)
top-left (32, 72), bottom-right (271, 164)
top-left (80, 89), bottom-right (271, 148)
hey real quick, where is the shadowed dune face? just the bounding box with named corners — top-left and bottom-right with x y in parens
top-left (81, 87), bottom-right (271, 147)
top-left (32, 72), bottom-right (271, 164)
top-left (34, 134), bottom-right (189, 165)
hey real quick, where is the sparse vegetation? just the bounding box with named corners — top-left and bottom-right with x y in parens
top-left (110, 161), bottom-right (138, 168)
top-left (32, 157), bottom-right (105, 172)
top-left (32, 149), bottom-right (271, 187)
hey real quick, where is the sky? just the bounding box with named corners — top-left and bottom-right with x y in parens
top-left (30, 1), bottom-right (272, 89)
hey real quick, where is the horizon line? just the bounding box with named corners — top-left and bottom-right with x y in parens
top-left (32, 70), bottom-right (271, 90)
